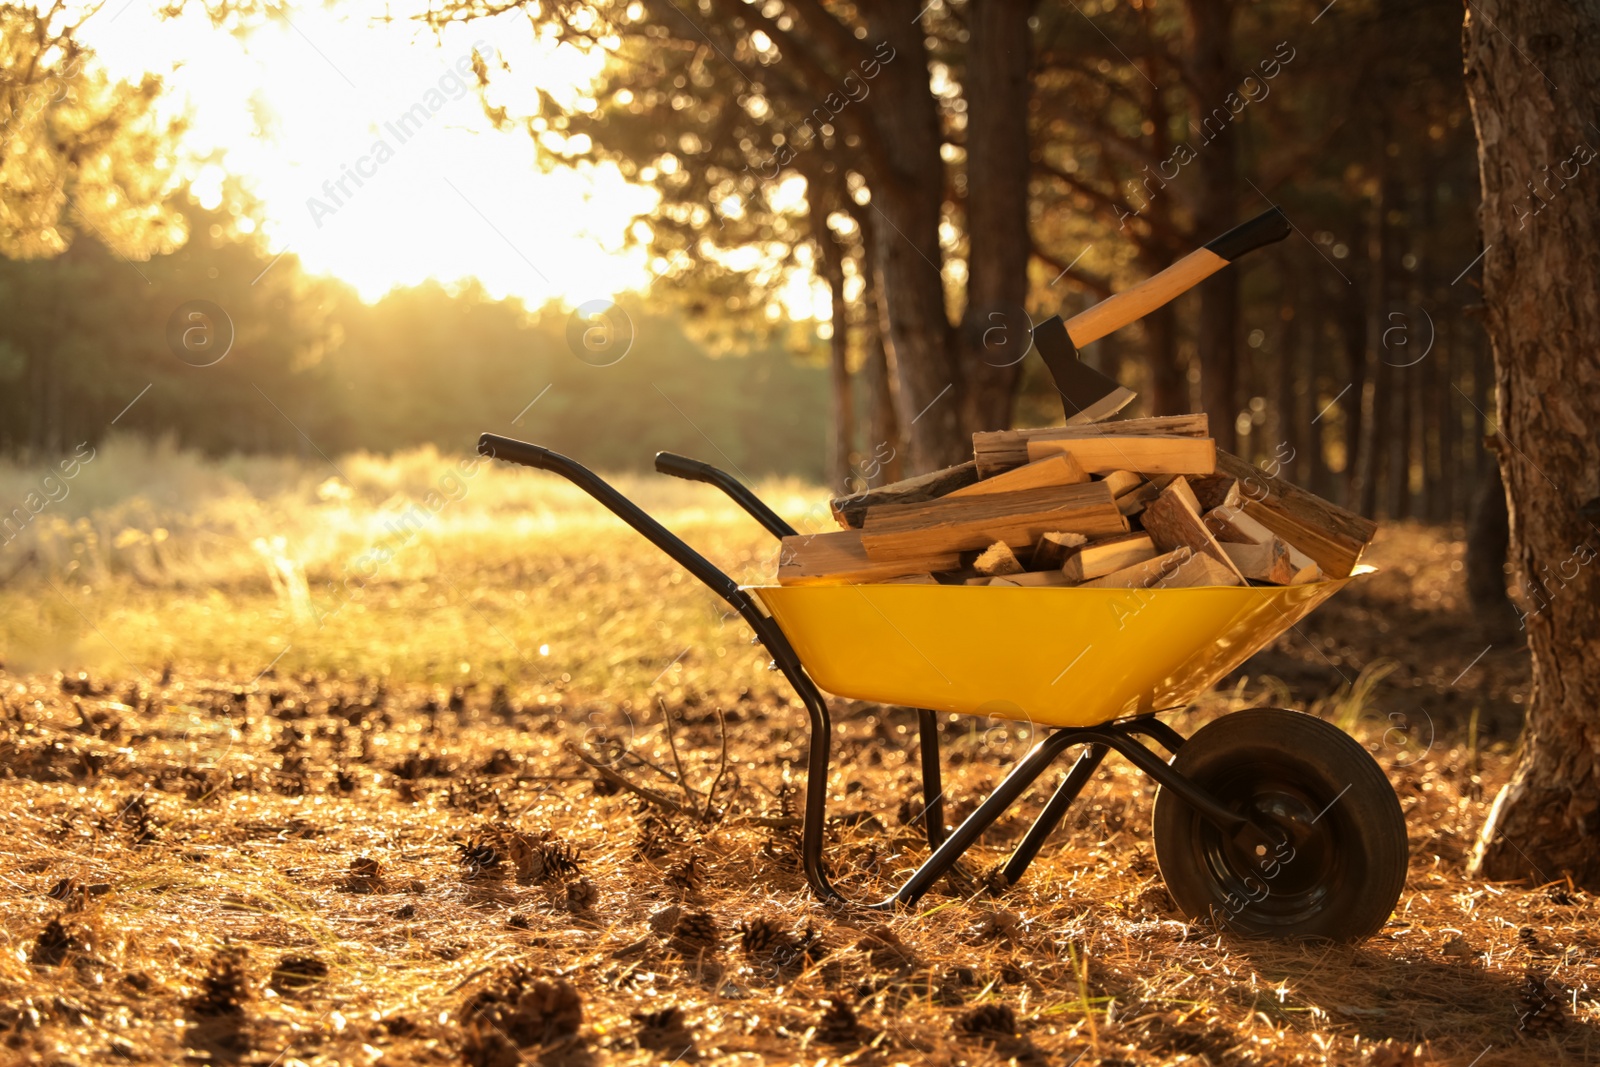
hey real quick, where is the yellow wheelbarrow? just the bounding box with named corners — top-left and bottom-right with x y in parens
top-left (477, 433), bottom-right (1407, 941)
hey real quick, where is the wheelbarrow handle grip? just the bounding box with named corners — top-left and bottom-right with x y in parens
top-left (654, 450), bottom-right (720, 482)
top-left (654, 451), bottom-right (797, 540)
top-left (477, 432), bottom-right (746, 603)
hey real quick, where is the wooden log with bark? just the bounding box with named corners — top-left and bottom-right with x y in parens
top-left (972, 414), bottom-right (1210, 475)
top-left (860, 482), bottom-right (1127, 559)
top-left (1214, 451), bottom-right (1375, 578)
top-left (830, 461), bottom-right (979, 528)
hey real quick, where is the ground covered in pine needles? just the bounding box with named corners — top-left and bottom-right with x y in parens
top-left (1, 448), bottom-right (1592, 1065)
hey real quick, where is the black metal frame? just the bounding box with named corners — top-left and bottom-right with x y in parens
top-left (478, 433), bottom-right (1278, 910)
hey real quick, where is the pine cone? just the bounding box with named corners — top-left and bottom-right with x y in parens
top-left (189, 947), bottom-right (251, 1017)
top-left (647, 904), bottom-right (682, 936)
top-left (633, 1005), bottom-right (693, 1053)
top-left (957, 1002), bottom-right (1018, 1038)
top-left (738, 917), bottom-right (790, 958)
top-left (461, 967), bottom-right (583, 1047)
top-left (738, 917), bottom-right (820, 969)
top-left (1517, 969), bottom-right (1566, 1034)
top-left (30, 916), bottom-right (93, 967)
top-left (565, 877), bottom-right (598, 912)
top-left (665, 852), bottom-right (705, 892)
top-left (667, 910), bottom-right (719, 955)
top-left (633, 811), bottom-right (681, 859)
top-left (270, 953), bottom-right (328, 993)
top-left (492, 827), bottom-right (582, 885)
top-left (816, 998), bottom-right (861, 1044)
top-left (342, 855), bottom-right (384, 894)
top-left (458, 838), bottom-right (504, 879)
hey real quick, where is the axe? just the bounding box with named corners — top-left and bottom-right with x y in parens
top-left (1035, 206), bottom-right (1292, 422)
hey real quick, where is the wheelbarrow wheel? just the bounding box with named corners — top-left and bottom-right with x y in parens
top-left (1152, 708), bottom-right (1407, 941)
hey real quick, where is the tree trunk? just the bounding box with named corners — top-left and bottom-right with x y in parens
top-left (1185, 0), bottom-right (1239, 454)
top-left (823, 253), bottom-right (854, 493)
top-left (861, 265), bottom-right (904, 489)
top-left (1136, 247), bottom-right (1187, 418)
top-left (957, 0), bottom-right (1032, 438)
top-left (866, 1), bottom-right (962, 472)
top-left (1465, 0), bottom-right (1600, 887)
top-left (809, 169), bottom-right (855, 492)
top-left (1465, 459), bottom-right (1516, 640)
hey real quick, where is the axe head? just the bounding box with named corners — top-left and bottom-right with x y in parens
top-left (1031, 315), bottom-right (1134, 422)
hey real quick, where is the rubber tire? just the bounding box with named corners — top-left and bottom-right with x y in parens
top-left (1152, 708), bottom-right (1408, 941)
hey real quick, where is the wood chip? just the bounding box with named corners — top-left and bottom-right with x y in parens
top-left (973, 542), bottom-right (1025, 577)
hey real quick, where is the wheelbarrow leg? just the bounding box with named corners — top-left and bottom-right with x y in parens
top-left (916, 708), bottom-right (948, 850)
top-left (1001, 742), bottom-right (1108, 885)
top-left (888, 730), bottom-right (1081, 907)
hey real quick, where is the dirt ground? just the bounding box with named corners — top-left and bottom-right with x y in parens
top-left (3, 521), bottom-right (1596, 1067)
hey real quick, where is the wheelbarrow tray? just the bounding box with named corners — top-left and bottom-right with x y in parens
top-left (753, 573), bottom-right (1363, 728)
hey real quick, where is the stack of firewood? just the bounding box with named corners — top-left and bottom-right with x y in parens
top-left (778, 412), bottom-right (1377, 589)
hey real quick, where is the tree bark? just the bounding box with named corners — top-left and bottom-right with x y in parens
top-left (1465, 0), bottom-right (1600, 887)
top-left (957, 0), bottom-right (1033, 439)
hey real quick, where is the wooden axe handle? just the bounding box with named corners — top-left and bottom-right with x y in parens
top-left (1065, 207), bottom-right (1291, 348)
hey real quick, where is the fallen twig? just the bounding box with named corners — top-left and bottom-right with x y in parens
top-left (565, 742), bottom-right (698, 820)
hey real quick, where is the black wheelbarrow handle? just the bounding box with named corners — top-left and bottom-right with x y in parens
top-left (654, 451), bottom-right (797, 539)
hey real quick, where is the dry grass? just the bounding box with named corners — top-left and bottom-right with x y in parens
top-left (2, 446), bottom-right (1595, 1066)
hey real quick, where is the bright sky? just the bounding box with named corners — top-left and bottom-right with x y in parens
top-left (79, 0), bottom-right (661, 307)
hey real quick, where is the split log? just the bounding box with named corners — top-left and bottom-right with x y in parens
top-left (777, 530), bottom-right (962, 585)
top-left (1220, 539), bottom-right (1297, 585)
top-left (972, 414), bottom-right (1211, 475)
top-left (1082, 546), bottom-right (1193, 589)
top-left (949, 453), bottom-right (1087, 498)
top-left (1029, 531), bottom-right (1089, 570)
top-left (1098, 470), bottom-right (1144, 496)
top-left (1025, 435), bottom-right (1217, 477)
top-left (1158, 551), bottom-right (1244, 588)
top-left (860, 482), bottom-right (1127, 559)
top-left (830, 460), bottom-right (979, 529)
top-left (1060, 533), bottom-right (1157, 582)
top-left (1189, 475), bottom-right (1242, 512)
top-left (1214, 451), bottom-right (1375, 577)
top-left (1205, 505), bottom-right (1321, 582)
top-left (1138, 478), bottom-right (1246, 581)
top-left (1116, 480), bottom-right (1163, 517)
top-left (1000, 569), bottom-right (1074, 587)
